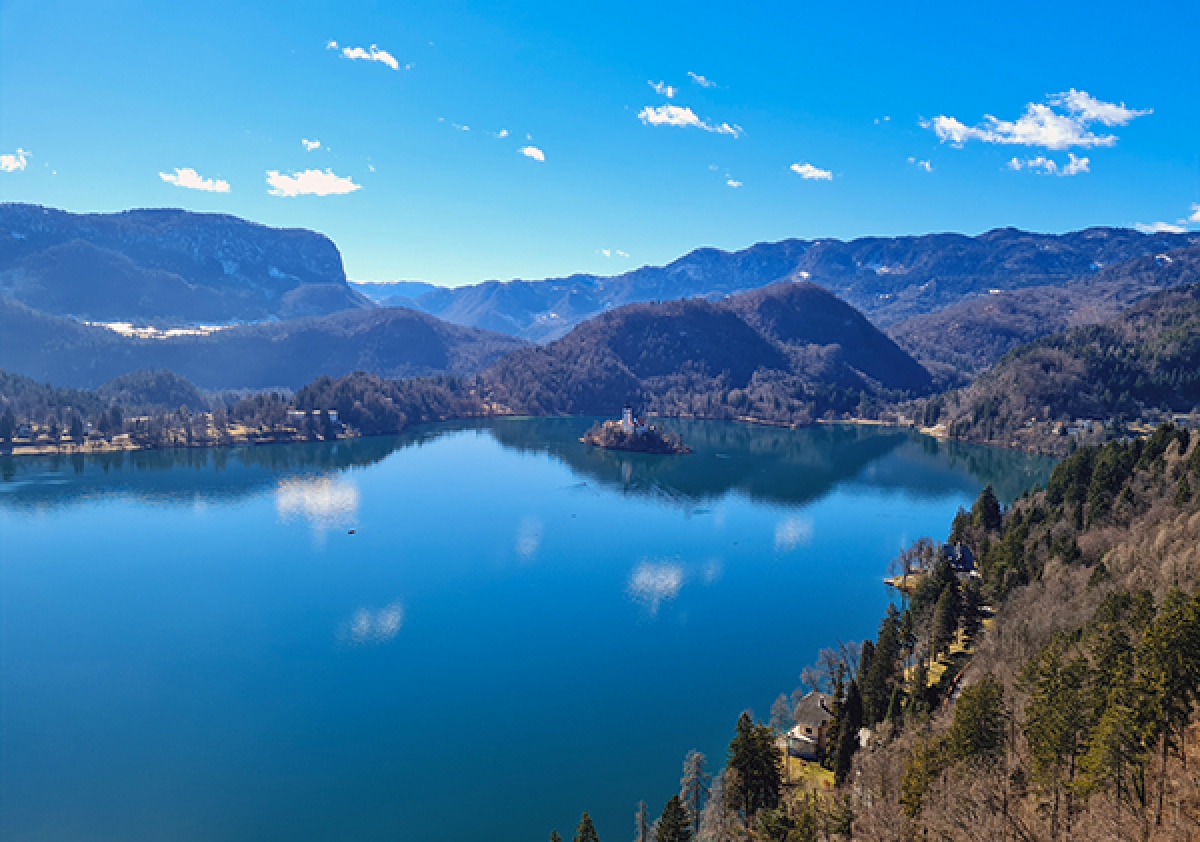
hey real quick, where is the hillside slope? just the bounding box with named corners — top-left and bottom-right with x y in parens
top-left (891, 246), bottom-right (1200, 386)
top-left (0, 298), bottom-right (526, 389)
top-left (0, 203), bottom-right (372, 324)
top-left (480, 281), bottom-right (933, 420)
top-left (934, 282), bottom-right (1200, 451)
top-left (410, 228), bottom-right (1198, 341)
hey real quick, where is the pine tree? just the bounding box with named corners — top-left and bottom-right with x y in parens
top-left (931, 585), bottom-right (958, 658)
top-left (1133, 588), bottom-right (1200, 826)
top-left (885, 684), bottom-right (904, 732)
top-left (971, 484), bottom-right (1003, 531)
top-left (946, 672), bottom-right (1006, 763)
top-left (833, 679), bottom-right (864, 785)
top-left (573, 811), bottom-right (600, 842)
top-left (550, 832), bottom-right (563, 842)
top-left (822, 664), bottom-right (846, 770)
top-left (656, 795), bottom-right (692, 842)
top-left (725, 712), bottom-right (783, 820)
top-left (862, 605), bottom-right (902, 726)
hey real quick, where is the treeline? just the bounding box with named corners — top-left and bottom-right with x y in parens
top-left (292, 372), bottom-right (488, 435)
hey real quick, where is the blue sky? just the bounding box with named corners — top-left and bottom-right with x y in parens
top-left (2, 0), bottom-right (1198, 286)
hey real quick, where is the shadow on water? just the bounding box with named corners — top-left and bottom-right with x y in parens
top-left (0, 419), bottom-right (1057, 511)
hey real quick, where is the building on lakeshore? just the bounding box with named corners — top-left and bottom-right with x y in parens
top-left (787, 691), bottom-right (832, 760)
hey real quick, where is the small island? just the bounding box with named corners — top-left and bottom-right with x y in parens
top-left (581, 405), bottom-right (691, 454)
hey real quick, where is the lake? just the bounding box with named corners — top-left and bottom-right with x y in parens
top-left (0, 419), bottom-right (1054, 841)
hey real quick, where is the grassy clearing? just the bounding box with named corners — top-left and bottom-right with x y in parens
top-left (783, 756), bottom-right (835, 791)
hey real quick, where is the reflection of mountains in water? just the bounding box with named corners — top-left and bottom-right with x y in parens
top-left (0, 437), bottom-right (407, 510)
top-left (481, 418), bottom-right (1057, 507)
top-left (0, 419), bottom-right (1057, 511)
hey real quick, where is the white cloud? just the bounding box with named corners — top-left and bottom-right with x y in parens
top-left (158, 167), bottom-right (231, 193)
top-left (1049, 89), bottom-right (1151, 126)
top-left (520, 145), bottom-right (545, 162)
top-left (496, 129), bottom-right (509, 138)
top-left (774, 516), bottom-right (813, 552)
top-left (726, 177), bottom-right (742, 188)
top-left (628, 560), bottom-right (684, 613)
top-left (1136, 221), bottom-right (1187, 234)
top-left (688, 71), bottom-right (716, 88)
top-left (1, 148), bottom-right (30, 172)
top-left (266, 168), bottom-right (361, 197)
top-left (649, 80), bottom-right (677, 98)
top-left (600, 249), bottom-right (612, 258)
top-left (331, 41), bottom-right (400, 70)
top-left (1189, 203), bottom-right (1200, 224)
top-left (907, 157), bottom-right (933, 172)
top-left (637, 105), bottom-right (741, 137)
top-left (343, 603), bottom-right (404, 644)
top-left (616, 250), bottom-right (629, 258)
top-left (924, 90), bottom-right (1151, 151)
top-left (790, 162), bottom-right (833, 180)
top-left (302, 138), bottom-right (320, 151)
top-left (276, 476), bottom-right (358, 528)
top-left (874, 116), bottom-right (891, 125)
top-left (1061, 153), bottom-right (1090, 175)
top-left (1006, 152), bottom-right (1090, 177)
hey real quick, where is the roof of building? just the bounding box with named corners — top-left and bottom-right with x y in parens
top-left (793, 690), bottom-right (831, 728)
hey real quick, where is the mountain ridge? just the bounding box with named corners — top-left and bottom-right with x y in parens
top-left (0, 203), bottom-right (373, 324)
top-left (405, 227), bottom-right (1198, 341)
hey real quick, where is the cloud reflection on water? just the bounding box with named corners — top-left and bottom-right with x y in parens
top-left (774, 515), bottom-right (813, 552)
top-left (343, 603), bottom-right (404, 644)
top-left (628, 560), bottom-right (685, 614)
top-left (276, 476), bottom-right (359, 531)
top-left (516, 517), bottom-right (542, 558)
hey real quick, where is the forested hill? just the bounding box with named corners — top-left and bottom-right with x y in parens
top-left (408, 227), bottom-right (1197, 341)
top-left (0, 297), bottom-right (526, 390)
top-left (933, 281), bottom-right (1200, 451)
top-left (479, 281), bottom-right (933, 422)
top-left (0, 203), bottom-right (372, 324)
top-left (890, 246), bottom-right (1200, 387)
top-left (759, 423), bottom-right (1200, 840)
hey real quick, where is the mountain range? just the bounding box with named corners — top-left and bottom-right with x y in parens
top-left (398, 227), bottom-right (1198, 342)
top-left (5, 203), bottom-right (1200, 421)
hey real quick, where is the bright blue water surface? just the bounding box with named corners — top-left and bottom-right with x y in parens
top-left (0, 419), bottom-right (1054, 841)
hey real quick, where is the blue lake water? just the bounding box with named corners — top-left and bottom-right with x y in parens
top-left (0, 419), bottom-right (1054, 841)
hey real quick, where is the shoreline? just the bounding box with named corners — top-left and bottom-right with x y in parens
top-left (1, 412), bottom-right (1065, 461)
